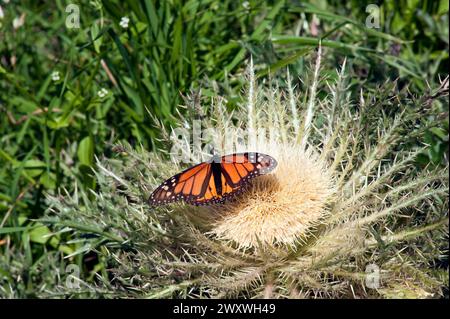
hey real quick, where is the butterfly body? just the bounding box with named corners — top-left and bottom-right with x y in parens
top-left (149, 152), bottom-right (277, 206)
top-left (211, 160), bottom-right (223, 196)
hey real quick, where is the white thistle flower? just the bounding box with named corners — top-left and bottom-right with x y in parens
top-left (119, 16), bottom-right (129, 29)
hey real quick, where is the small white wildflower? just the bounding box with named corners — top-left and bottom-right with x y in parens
top-left (242, 1), bottom-right (250, 9)
top-left (97, 88), bottom-right (108, 98)
top-left (12, 12), bottom-right (25, 29)
top-left (51, 71), bottom-right (60, 81)
top-left (119, 16), bottom-right (129, 29)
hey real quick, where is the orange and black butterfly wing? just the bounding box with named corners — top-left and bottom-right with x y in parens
top-left (187, 170), bottom-right (237, 205)
top-left (220, 152), bottom-right (277, 187)
top-left (149, 152), bottom-right (277, 206)
top-left (193, 152), bottom-right (277, 205)
top-left (148, 162), bottom-right (212, 205)
top-left (189, 163), bottom-right (244, 205)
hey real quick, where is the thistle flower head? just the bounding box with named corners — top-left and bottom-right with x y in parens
top-left (180, 55), bottom-right (335, 249)
top-left (45, 52), bottom-right (449, 298)
top-left (203, 144), bottom-right (335, 249)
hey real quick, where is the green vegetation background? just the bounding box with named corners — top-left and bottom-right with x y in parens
top-left (0, 0), bottom-right (448, 297)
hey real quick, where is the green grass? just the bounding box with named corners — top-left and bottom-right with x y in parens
top-left (0, 0), bottom-right (448, 297)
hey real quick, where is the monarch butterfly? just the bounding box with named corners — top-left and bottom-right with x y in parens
top-left (149, 152), bottom-right (277, 206)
